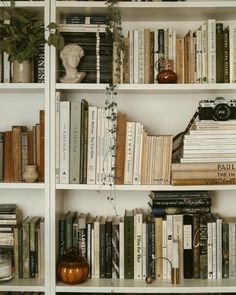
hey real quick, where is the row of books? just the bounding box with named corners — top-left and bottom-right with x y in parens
top-left (0, 110), bottom-right (45, 182)
top-left (56, 94), bottom-right (173, 185)
top-left (59, 20), bottom-right (113, 84)
top-left (58, 202), bottom-right (236, 281)
top-left (172, 119), bottom-right (236, 185)
top-left (119, 20), bottom-right (236, 84)
top-left (0, 45), bottom-right (44, 83)
top-left (0, 204), bottom-right (45, 280)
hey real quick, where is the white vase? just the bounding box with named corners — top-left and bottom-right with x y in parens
top-left (12, 60), bottom-right (33, 83)
top-left (22, 165), bottom-right (39, 183)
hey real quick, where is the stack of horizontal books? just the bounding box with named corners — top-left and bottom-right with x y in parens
top-left (172, 119), bottom-right (236, 185)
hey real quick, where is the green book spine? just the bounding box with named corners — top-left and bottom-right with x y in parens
top-left (216, 23), bottom-right (224, 83)
top-left (124, 210), bottom-right (134, 279)
top-left (223, 26), bottom-right (230, 83)
top-left (222, 222), bottom-right (229, 279)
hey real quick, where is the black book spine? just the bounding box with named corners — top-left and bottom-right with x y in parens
top-left (192, 214), bottom-right (200, 279)
top-left (200, 215), bottom-right (208, 279)
top-left (222, 222), bottom-right (229, 279)
top-left (105, 221), bottom-right (112, 278)
top-left (151, 197), bottom-right (211, 208)
top-left (183, 214), bottom-right (193, 279)
top-left (79, 99), bottom-right (88, 184)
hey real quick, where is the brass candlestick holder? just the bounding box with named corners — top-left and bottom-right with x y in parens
top-left (145, 256), bottom-right (179, 285)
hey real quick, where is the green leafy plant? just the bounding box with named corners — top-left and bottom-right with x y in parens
top-left (0, 5), bottom-right (64, 63)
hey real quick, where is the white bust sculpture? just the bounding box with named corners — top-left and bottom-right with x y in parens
top-left (59, 43), bottom-right (86, 83)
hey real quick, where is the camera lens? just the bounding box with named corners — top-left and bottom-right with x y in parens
top-left (213, 103), bottom-right (231, 121)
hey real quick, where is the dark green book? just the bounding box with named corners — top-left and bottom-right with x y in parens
top-left (65, 211), bottom-right (77, 249)
top-left (216, 23), bottom-right (224, 83)
top-left (124, 209), bottom-right (134, 279)
top-left (192, 214), bottom-right (200, 279)
top-left (222, 220), bottom-right (229, 279)
top-left (58, 213), bottom-right (66, 256)
top-left (223, 26), bottom-right (230, 83)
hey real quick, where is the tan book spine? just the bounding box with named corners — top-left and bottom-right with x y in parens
top-left (4, 131), bottom-right (13, 182)
top-left (155, 217), bottom-right (163, 280)
top-left (172, 178), bottom-right (236, 185)
top-left (140, 130), bottom-right (147, 185)
top-left (176, 38), bottom-right (185, 83)
top-left (115, 113), bottom-right (127, 184)
top-left (12, 126), bottom-right (22, 182)
top-left (112, 41), bottom-right (120, 84)
top-left (172, 162), bottom-right (236, 171)
top-left (27, 130), bottom-right (34, 165)
top-left (123, 36), bottom-right (130, 84)
top-left (172, 170), bottom-right (236, 180)
top-left (36, 124), bottom-right (40, 176)
top-left (39, 110), bottom-right (45, 182)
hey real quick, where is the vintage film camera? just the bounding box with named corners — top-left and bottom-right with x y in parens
top-left (198, 97), bottom-right (236, 121)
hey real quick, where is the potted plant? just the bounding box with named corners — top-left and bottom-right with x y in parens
top-left (0, 5), bottom-right (64, 82)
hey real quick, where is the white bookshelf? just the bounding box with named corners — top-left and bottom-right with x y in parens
top-left (1, 0), bottom-right (236, 294)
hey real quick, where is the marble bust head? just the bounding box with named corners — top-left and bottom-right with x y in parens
top-left (59, 43), bottom-right (86, 83)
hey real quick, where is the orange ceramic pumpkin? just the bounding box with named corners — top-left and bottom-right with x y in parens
top-left (57, 246), bottom-right (89, 285)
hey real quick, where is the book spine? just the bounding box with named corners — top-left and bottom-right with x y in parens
top-left (23, 219), bottom-right (30, 278)
top-left (224, 26), bottom-right (230, 83)
top-left (155, 217), bottom-right (163, 279)
top-left (12, 126), bottom-right (22, 182)
top-left (207, 219), bottom-right (213, 279)
top-left (105, 221), bottom-right (112, 278)
top-left (79, 99), bottom-right (88, 184)
top-left (99, 222), bottom-right (106, 278)
top-left (172, 170), bottom-right (236, 180)
top-left (0, 133), bottom-right (3, 181)
top-left (124, 122), bottom-right (135, 184)
top-left (133, 30), bottom-right (139, 84)
top-left (138, 28), bottom-right (144, 84)
top-left (151, 197), bottom-right (211, 207)
top-left (124, 213), bottom-right (134, 279)
top-left (207, 19), bottom-right (216, 83)
top-left (222, 222), bottom-right (229, 279)
top-left (216, 217), bottom-right (222, 279)
top-left (216, 23), bottom-right (224, 83)
top-left (119, 218), bottom-right (124, 279)
top-left (87, 106), bottom-right (97, 184)
top-left (59, 101), bottom-right (70, 184)
top-left (172, 178), bottom-right (236, 185)
top-left (39, 110), bottom-right (45, 182)
top-left (173, 214), bottom-right (183, 279)
top-left (4, 131), bottom-right (13, 182)
top-left (112, 222), bottom-right (120, 278)
top-left (55, 91), bottom-right (61, 184)
top-left (94, 219), bottom-right (100, 278)
top-left (69, 102), bottom-right (81, 184)
top-left (129, 30), bottom-right (134, 84)
top-left (183, 214), bottom-right (193, 279)
top-left (229, 222), bottom-right (236, 278)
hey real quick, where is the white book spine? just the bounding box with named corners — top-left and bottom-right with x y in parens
top-left (212, 221), bottom-right (217, 279)
top-left (96, 32), bottom-right (100, 84)
top-left (55, 91), bottom-right (61, 184)
top-left (201, 23), bottom-right (208, 83)
top-left (3, 52), bottom-right (10, 83)
top-left (216, 218), bottom-right (222, 279)
top-left (86, 223), bottom-right (91, 277)
top-left (119, 219), bottom-right (124, 279)
top-left (166, 215), bottom-right (173, 280)
top-left (87, 106), bottom-right (97, 184)
top-left (207, 221), bottom-right (213, 279)
top-left (133, 30), bottom-right (139, 84)
top-left (133, 122), bottom-right (142, 185)
top-left (154, 30), bottom-right (159, 84)
top-left (229, 222), bottom-right (236, 278)
top-left (69, 102), bottom-right (81, 184)
top-left (129, 30), bottom-right (134, 84)
top-left (100, 109), bottom-right (106, 184)
top-left (172, 29), bottom-right (176, 72)
top-left (138, 126), bottom-right (144, 185)
top-left (91, 227), bottom-right (95, 278)
top-left (207, 19), bottom-right (216, 83)
top-left (124, 122), bottom-right (135, 184)
top-left (59, 101), bottom-right (70, 184)
top-left (96, 108), bottom-right (102, 184)
top-left (173, 214), bottom-right (183, 279)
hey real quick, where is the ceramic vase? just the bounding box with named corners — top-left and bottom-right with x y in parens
top-left (12, 60), bottom-right (33, 83)
top-left (22, 165), bottom-right (39, 183)
top-left (156, 59), bottom-right (178, 84)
